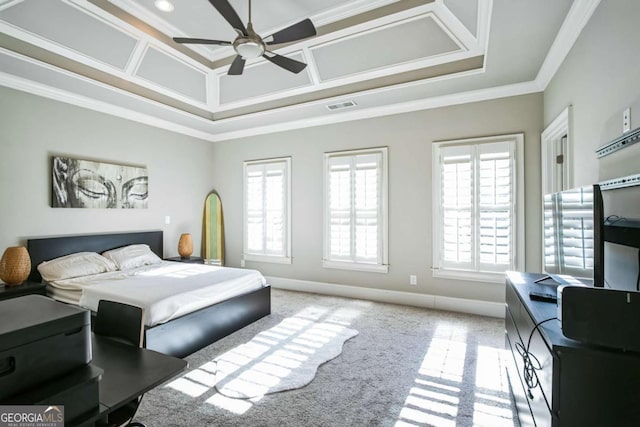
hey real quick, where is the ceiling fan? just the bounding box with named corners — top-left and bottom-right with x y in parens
top-left (173, 0), bottom-right (317, 76)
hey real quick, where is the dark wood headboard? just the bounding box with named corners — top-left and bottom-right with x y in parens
top-left (27, 230), bottom-right (163, 282)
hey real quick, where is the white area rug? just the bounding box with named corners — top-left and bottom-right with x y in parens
top-left (213, 316), bottom-right (358, 399)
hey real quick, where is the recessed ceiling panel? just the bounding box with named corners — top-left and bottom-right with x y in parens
top-left (444, 0), bottom-right (478, 37)
top-left (135, 47), bottom-right (207, 103)
top-left (219, 53), bottom-right (312, 105)
top-left (312, 15), bottom-right (460, 81)
top-left (0, 0), bottom-right (137, 70)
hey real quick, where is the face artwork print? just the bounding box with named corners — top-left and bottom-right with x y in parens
top-left (52, 156), bottom-right (148, 209)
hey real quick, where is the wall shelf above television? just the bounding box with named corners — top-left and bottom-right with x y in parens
top-left (603, 220), bottom-right (640, 249)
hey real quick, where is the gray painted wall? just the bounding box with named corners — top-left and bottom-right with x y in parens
top-left (0, 86), bottom-right (214, 279)
top-left (544, 1), bottom-right (640, 292)
top-left (2, 1), bottom-right (634, 302)
top-left (544, 0), bottom-right (640, 185)
top-left (210, 93), bottom-right (543, 303)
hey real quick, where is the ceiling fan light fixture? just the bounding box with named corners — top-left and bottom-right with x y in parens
top-left (174, 0), bottom-right (316, 75)
top-left (154, 0), bottom-right (174, 12)
top-left (234, 40), bottom-right (265, 59)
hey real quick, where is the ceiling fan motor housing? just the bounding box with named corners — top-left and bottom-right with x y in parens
top-left (234, 36), bottom-right (265, 59)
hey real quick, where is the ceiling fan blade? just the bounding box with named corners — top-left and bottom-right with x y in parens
top-left (209, 0), bottom-right (247, 35)
top-left (228, 55), bottom-right (246, 75)
top-left (263, 52), bottom-right (307, 74)
top-left (173, 37), bottom-right (232, 46)
top-left (265, 18), bottom-right (316, 45)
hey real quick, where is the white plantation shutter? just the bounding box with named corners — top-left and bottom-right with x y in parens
top-left (441, 146), bottom-right (473, 269)
top-left (246, 165), bottom-right (265, 253)
top-left (324, 148), bottom-right (388, 272)
top-left (477, 143), bottom-right (512, 272)
top-left (354, 155), bottom-right (379, 262)
top-left (244, 158), bottom-right (291, 262)
top-left (434, 136), bottom-right (522, 279)
top-left (329, 156), bottom-right (352, 260)
top-left (264, 164), bottom-right (285, 255)
top-left (559, 189), bottom-right (594, 273)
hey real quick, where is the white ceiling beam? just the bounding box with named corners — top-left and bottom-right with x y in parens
top-left (124, 40), bottom-right (148, 76)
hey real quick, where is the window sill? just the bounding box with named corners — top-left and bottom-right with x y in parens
top-left (244, 254), bottom-right (292, 265)
top-left (323, 260), bottom-right (388, 273)
top-left (432, 268), bottom-right (504, 284)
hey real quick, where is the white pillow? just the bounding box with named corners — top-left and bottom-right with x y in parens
top-left (102, 244), bottom-right (162, 270)
top-left (38, 252), bottom-right (117, 282)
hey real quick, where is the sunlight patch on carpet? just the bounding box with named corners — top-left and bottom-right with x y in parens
top-left (205, 393), bottom-right (255, 414)
top-left (213, 316), bottom-right (358, 399)
top-left (395, 324), bottom-right (517, 427)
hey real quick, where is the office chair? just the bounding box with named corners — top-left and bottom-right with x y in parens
top-left (94, 300), bottom-right (146, 427)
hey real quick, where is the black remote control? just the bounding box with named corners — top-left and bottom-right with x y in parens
top-left (529, 290), bottom-right (557, 303)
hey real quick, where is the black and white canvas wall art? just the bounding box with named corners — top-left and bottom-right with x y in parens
top-left (52, 156), bottom-right (148, 209)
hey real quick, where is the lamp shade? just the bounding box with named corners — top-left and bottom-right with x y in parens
top-left (178, 233), bottom-right (193, 258)
top-left (0, 246), bottom-right (31, 286)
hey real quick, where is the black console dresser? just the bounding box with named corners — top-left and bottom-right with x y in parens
top-left (505, 271), bottom-right (640, 427)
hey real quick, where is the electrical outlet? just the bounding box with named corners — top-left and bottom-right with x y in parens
top-left (623, 108), bottom-right (631, 133)
top-left (164, 215), bottom-right (171, 225)
top-left (409, 275), bottom-right (417, 285)
top-left (240, 259), bottom-right (246, 267)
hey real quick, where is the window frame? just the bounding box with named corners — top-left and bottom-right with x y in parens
top-left (242, 157), bottom-right (292, 265)
top-left (323, 147), bottom-right (389, 273)
top-left (541, 106), bottom-right (573, 195)
top-left (432, 134), bottom-right (525, 283)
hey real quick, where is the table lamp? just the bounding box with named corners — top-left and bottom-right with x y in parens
top-left (0, 246), bottom-right (31, 286)
top-left (178, 233), bottom-right (193, 258)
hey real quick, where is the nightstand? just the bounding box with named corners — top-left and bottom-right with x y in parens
top-left (0, 280), bottom-right (47, 301)
top-left (164, 256), bottom-right (205, 264)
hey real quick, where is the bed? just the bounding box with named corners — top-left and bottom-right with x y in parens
top-left (27, 230), bottom-right (271, 358)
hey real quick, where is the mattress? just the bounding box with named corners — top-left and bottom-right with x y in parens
top-left (46, 285), bottom-right (82, 305)
top-left (48, 261), bottom-right (267, 327)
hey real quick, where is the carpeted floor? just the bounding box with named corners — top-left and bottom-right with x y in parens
top-left (135, 289), bottom-right (519, 427)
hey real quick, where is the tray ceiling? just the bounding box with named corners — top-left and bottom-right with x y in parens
top-left (0, 0), bottom-right (593, 141)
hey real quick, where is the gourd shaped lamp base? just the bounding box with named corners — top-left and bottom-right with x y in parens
top-left (0, 246), bottom-right (31, 286)
top-left (178, 233), bottom-right (193, 258)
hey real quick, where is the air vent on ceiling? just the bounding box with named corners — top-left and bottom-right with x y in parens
top-left (326, 100), bottom-right (357, 111)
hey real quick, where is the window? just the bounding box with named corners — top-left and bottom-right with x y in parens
top-left (323, 147), bottom-right (388, 273)
top-left (432, 134), bottom-right (524, 282)
top-left (243, 157), bottom-right (291, 264)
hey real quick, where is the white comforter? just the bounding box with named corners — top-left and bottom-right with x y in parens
top-left (48, 261), bottom-right (267, 326)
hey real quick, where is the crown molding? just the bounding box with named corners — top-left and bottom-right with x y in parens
top-left (0, 52), bottom-right (219, 142)
top-left (535, 0), bottom-right (601, 90)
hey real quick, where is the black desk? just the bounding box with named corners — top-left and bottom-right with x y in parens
top-left (90, 335), bottom-right (187, 424)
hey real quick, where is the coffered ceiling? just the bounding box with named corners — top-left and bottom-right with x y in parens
top-left (0, 0), bottom-right (599, 141)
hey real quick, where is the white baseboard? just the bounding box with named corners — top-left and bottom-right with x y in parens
top-left (266, 276), bottom-right (505, 318)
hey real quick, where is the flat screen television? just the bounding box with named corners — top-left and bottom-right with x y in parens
top-left (542, 184), bottom-right (604, 286)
